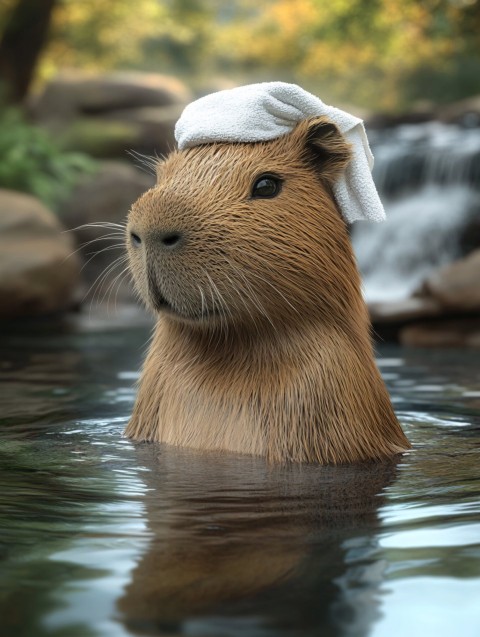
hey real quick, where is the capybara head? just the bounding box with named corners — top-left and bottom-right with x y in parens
top-left (127, 117), bottom-right (355, 332)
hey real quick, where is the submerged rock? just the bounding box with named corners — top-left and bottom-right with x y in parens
top-left (0, 189), bottom-right (80, 318)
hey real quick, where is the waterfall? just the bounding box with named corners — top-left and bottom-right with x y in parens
top-left (352, 123), bottom-right (480, 303)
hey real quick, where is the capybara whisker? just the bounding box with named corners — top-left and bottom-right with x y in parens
top-left (127, 150), bottom-right (161, 176)
top-left (86, 254), bottom-right (129, 305)
top-left (68, 221), bottom-right (127, 233)
top-left (197, 285), bottom-right (206, 322)
top-left (63, 233), bottom-right (125, 266)
top-left (80, 244), bottom-right (125, 274)
top-left (106, 264), bottom-right (131, 311)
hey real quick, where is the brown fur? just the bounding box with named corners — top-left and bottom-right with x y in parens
top-left (125, 116), bottom-right (410, 463)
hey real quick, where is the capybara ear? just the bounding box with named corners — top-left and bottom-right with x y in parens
top-left (304, 116), bottom-right (352, 182)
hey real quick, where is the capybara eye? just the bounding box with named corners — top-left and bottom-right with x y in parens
top-left (130, 232), bottom-right (142, 246)
top-left (251, 175), bottom-right (282, 199)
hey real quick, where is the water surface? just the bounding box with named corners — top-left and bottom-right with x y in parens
top-left (1, 315), bottom-right (479, 636)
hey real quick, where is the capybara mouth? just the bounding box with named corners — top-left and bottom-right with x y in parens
top-left (151, 290), bottom-right (172, 313)
top-left (151, 289), bottom-right (219, 322)
top-left (166, 305), bottom-right (220, 322)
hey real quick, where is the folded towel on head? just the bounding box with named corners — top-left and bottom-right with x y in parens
top-left (174, 82), bottom-right (385, 224)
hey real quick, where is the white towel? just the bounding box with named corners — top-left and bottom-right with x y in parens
top-left (174, 82), bottom-right (385, 224)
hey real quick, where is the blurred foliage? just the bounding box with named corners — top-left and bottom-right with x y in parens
top-left (218, 0), bottom-right (480, 111)
top-left (1, 0), bottom-right (480, 111)
top-left (42, 0), bottom-right (166, 71)
top-left (0, 108), bottom-right (96, 209)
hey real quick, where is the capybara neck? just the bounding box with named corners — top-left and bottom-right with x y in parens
top-left (125, 117), bottom-right (410, 463)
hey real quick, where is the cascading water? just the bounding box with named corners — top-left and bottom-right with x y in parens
top-left (353, 122), bottom-right (480, 302)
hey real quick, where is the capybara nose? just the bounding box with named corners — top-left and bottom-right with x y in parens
top-left (158, 231), bottom-right (183, 250)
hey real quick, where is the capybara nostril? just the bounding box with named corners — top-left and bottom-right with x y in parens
top-left (159, 231), bottom-right (183, 249)
top-left (130, 231), bottom-right (142, 246)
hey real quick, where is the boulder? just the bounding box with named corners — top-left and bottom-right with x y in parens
top-left (104, 104), bottom-right (183, 157)
top-left (58, 105), bottom-right (181, 159)
top-left (0, 189), bottom-right (81, 318)
top-left (61, 160), bottom-right (153, 234)
top-left (400, 318), bottom-right (480, 348)
top-left (438, 95), bottom-right (480, 128)
top-left (31, 72), bottom-right (192, 123)
top-left (59, 117), bottom-right (142, 159)
top-left (31, 72), bottom-right (191, 160)
top-left (370, 250), bottom-right (480, 347)
top-left (60, 161), bottom-right (154, 302)
top-left (368, 297), bottom-right (443, 324)
top-left (420, 249), bottom-right (480, 311)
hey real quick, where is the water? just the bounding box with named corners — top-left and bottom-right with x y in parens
top-left (353, 122), bottom-right (480, 302)
top-left (1, 316), bottom-right (480, 637)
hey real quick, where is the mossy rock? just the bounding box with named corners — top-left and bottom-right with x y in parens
top-left (59, 118), bottom-right (141, 159)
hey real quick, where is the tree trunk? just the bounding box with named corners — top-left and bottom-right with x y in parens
top-left (0, 0), bottom-right (57, 104)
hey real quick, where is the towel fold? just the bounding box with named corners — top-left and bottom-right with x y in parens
top-left (174, 82), bottom-right (385, 224)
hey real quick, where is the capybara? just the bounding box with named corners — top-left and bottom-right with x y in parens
top-left (125, 114), bottom-right (410, 463)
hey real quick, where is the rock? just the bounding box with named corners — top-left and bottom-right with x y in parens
top-left (59, 105), bottom-right (181, 159)
top-left (366, 96), bottom-right (480, 131)
top-left (458, 208), bottom-right (480, 256)
top-left (438, 95), bottom-right (480, 128)
top-left (31, 72), bottom-right (192, 123)
top-left (400, 318), bottom-right (480, 347)
top-left (59, 117), bottom-right (142, 159)
top-left (368, 297), bottom-right (443, 324)
top-left (33, 73), bottom-right (189, 159)
top-left (370, 249), bottom-right (480, 347)
top-left (60, 161), bottom-right (154, 302)
top-left (421, 249), bottom-right (480, 311)
top-left (61, 160), bottom-right (153, 230)
top-left (365, 108), bottom-right (435, 130)
top-left (0, 189), bottom-right (81, 319)
top-left (104, 104), bottom-right (183, 157)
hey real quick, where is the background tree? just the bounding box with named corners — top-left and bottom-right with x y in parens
top-left (0, 0), bottom-right (57, 103)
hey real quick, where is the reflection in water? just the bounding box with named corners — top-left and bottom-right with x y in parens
top-left (0, 318), bottom-right (479, 637)
top-left (119, 446), bottom-right (398, 636)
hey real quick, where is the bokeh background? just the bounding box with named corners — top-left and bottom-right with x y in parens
top-left (1, 0), bottom-right (480, 345)
top-left (2, 6), bottom-right (480, 637)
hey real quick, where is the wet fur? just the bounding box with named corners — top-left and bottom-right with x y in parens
top-left (125, 117), bottom-right (410, 463)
